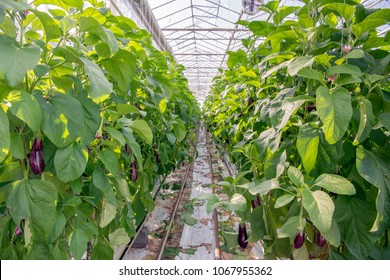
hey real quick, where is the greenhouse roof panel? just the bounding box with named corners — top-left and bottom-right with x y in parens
top-left (146, 0), bottom-right (390, 104)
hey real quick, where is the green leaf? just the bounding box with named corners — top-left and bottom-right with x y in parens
top-left (101, 49), bottom-right (136, 92)
top-left (167, 132), bottom-right (176, 144)
top-left (248, 21), bottom-right (275, 36)
top-left (54, 143), bottom-right (88, 183)
top-left (7, 90), bottom-right (42, 133)
top-left (196, 193), bottom-right (220, 213)
top-left (314, 174), bottom-right (356, 195)
top-left (91, 237), bottom-right (114, 260)
top-left (223, 193), bottom-right (247, 212)
top-left (378, 113), bottom-right (390, 131)
top-left (316, 86), bottom-right (353, 144)
top-left (274, 194), bottom-right (295, 209)
top-left (159, 98), bottom-right (167, 113)
top-left (37, 93), bottom-right (84, 148)
top-left (30, 10), bottom-right (62, 41)
top-left (352, 97), bottom-right (375, 146)
top-left (130, 119), bottom-right (153, 146)
top-left (288, 166), bottom-right (304, 187)
top-left (81, 57), bottom-right (113, 103)
top-left (109, 228), bottom-right (130, 248)
top-left (0, 107), bottom-right (10, 163)
top-left (334, 196), bottom-right (377, 258)
top-left (173, 119), bottom-right (187, 142)
top-left (297, 68), bottom-right (324, 82)
top-left (278, 216), bottom-right (305, 238)
top-left (323, 3), bottom-right (356, 22)
top-left (327, 64), bottom-right (363, 77)
top-left (321, 220), bottom-right (340, 247)
top-left (264, 149), bottom-right (286, 180)
top-left (70, 228), bottom-right (88, 260)
top-left (254, 128), bottom-right (280, 156)
top-left (9, 132), bottom-right (24, 160)
top-left (247, 205), bottom-right (266, 242)
top-left (92, 165), bottom-right (116, 205)
top-left (104, 127), bottom-right (126, 146)
top-left (287, 56), bottom-right (314, 76)
top-left (34, 0), bottom-right (84, 10)
top-left (111, 176), bottom-right (131, 202)
top-left (356, 146), bottom-right (390, 231)
top-left (297, 123), bottom-right (320, 174)
top-left (302, 189), bottom-right (334, 233)
top-left (116, 104), bottom-right (140, 115)
top-left (249, 179), bottom-right (279, 195)
top-left (352, 19), bottom-right (386, 39)
top-left (99, 201), bottom-right (117, 228)
top-left (76, 93), bottom-right (100, 145)
top-left (227, 49), bottom-right (247, 69)
top-left (122, 128), bottom-right (143, 171)
top-left (33, 64), bottom-right (50, 77)
top-left (0, 35), bottom-right (40, 87)
top-left (6, 179), bottom-right (58, 239)
top-left (100, 149), bottom-right (119, 175)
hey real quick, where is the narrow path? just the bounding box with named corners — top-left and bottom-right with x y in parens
top-left (175, 123), bottom-right (215, 260)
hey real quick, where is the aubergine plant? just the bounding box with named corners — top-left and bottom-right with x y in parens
top-left (0, 0), bottom-right (200, 259)
top-left (204, 0), bottom-right (390, 260)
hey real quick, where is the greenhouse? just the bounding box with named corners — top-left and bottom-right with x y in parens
top-left (0, 0), bottom-right (389, 262)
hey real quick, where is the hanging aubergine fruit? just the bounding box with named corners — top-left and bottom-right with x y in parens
top-left (316, 230), bottom-right (327, 247)
top-left (14, 226), bottom-right (23, 237)
top-left (124, 144), bottom-right (130, 155)
top-left (293, 230), bottom-right (305, 249)
top-left (29, 138), bottom-right (45, 175)
top-left (251, 195), bottom-right (261, 209)
top-left (238, 223), bottom-right (248, 249)
top-left (153, 146), bottom-right (161, 163)
top-left (130, 161), bottom-right (138, 182)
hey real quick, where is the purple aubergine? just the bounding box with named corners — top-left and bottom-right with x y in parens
top-left (316, 231), bottom-right (326, 247)
top-left (29, 138), bottom-right (45, 175)
top-left (14, 226), bottom-right (23, 237)
top-left (293, 230), bottom-right (305, 249)
top-left (238, 223), bottom-right (248, 249)
top-left (153, 148), bottom-right (161, 163)
top-left (248, 97), bottom-right (254, 107)
top-left (130, 161), bottom-right (138, 182)
top-left (125, 144), bottom-right (130, 155)
top-left (251, 195), bottom-right (261, 209)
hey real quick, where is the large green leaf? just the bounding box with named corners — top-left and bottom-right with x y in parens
top-left (70, 228), bottom-right (88, 260)
top-left (54, 143), bottom-right (88, 183)
top-left (99, 201), bottom-right (117, 228)
top-left (334, 196), bottom-right (377, 259)
top-left (287, 56), bottom-right (314, 76)
top-left (37, 93), bottom-right (84, 148)
top-left (222, 193), bottom-right (247, 212)
top-left (249, 179), bottom-right (279, 195)
top-left (109, 228), bottom-right (130, 248)
top-left (79, 17), bottom-right (118, 55)
top-left (92, 165), bottom-right (116, 205)
top-left (7, 90), bottom-right (42, 133)
top-left (278, 216), bottom-right (306, 238)
top-left (327, 64), bottom-right (363, 77)
top-left (302, 188), bottom-right (334, 233)
top-left (101, 49), bottom-right (136, 92)
top-left (247, 21), bottom-right (275, 36)
top-left (314, 174), bottom-right (356, 195)
top-left (316, 86), bottom-right (352, 144)
top-left (322, 3), bottom-right (356, 22)
top-left (356, 146), bottom-right (390, 231)
top-left (99, 149), bottom-right (119, 175)
top-left (0, 107), bottom-right (10, 163)
top-left (34, 0), bottom-right (84, 10)
top-left (130, 119), bottom-right (153, 146)
top-left (227, 49), bottom-right (247, 69)
top-left (378, 113), bottom-right (390, 131)
top-left (264, 149), bottom-right (286, 180)
top-left (81, 57), bottom-right (113, 103)
top-left (288, 166), bottom-right (304, 188)
top-left (297, 123), bottom-right (320, 174)
top-left (31, 10), bottom-right (62, 41)
top-left (122, 128), bottom-right (143, 171)
top-left (173, 119), bottom-right (187, 142)
top-left (0, 36), bottom-right (40, 87)
top-left (6, 179), bottom-right (58, 240)
top-left (76, 93), bottom-right (100, 145)
top-left (297, 68), bottom-right (324, 82)
top-left (352, 97), bottom-right (375, 146)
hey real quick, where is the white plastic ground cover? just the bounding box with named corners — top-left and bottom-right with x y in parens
top-left (176, 124), bottom-right (215, 260)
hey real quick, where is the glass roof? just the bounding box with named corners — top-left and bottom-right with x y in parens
top-left (145, 0), bottom-right (390, 104)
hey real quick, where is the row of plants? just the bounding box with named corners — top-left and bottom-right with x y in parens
top-left (0, 0), bottom-right (200, 259)
top-left (204, 0), bottom-right (390, 259)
